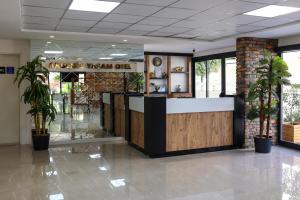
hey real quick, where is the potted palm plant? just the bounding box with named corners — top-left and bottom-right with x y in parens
top-left (247, 50), bottom-right (291, 153)
top-left (127, 72), bottom-right (144, 93)
top-left (282, 86), bottom-right (300, 143)
top-left (15, 56), bottom-right (56, 150)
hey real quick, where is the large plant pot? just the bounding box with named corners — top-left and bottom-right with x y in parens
top-left (283, 123), bottom-right (300, 143)
top-left (32, 129), bottom-right (49, 151)
top-left (254, 136), bottom-right (272, 153)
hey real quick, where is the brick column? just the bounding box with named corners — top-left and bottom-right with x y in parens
top-left (236, 37), bottom-right (279, 148)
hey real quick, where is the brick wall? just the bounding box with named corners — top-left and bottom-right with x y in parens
top-left (236, 37), bottom-right (279, 148)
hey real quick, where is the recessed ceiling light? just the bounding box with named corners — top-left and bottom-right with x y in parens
top-left (47, 41), bottom-right (52, 44)
top-left (111, 53), bottom-right (127, 56)
top-left (244, 5), bottom-right (300, 18)
top-left (44, 50), bottom-right (63, 54)
top-left (123, 40), bottom-right (127, 42)
top-left (69, 0), bottom-right (120, 13)
top-left (49, 35), bottom-right (55, 39)
top-left (99, 57), bottom-right (113, 60)
top-left (40, 57), bottom-right (47, 60)
top-left (112, 44), bottom-right (116, 47)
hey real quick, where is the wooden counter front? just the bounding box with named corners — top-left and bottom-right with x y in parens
top-left (103, 103), bottom-right (111, 131)
top-left (114, 94), bottom-right (125, 137)
top-left (130, 111), bottom-right (144, 148)
top-left (166, 111), bottom-right (233, 152)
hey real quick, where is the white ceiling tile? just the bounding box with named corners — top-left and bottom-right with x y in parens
top-left (138, 17), bottom-right (178, 26)
top-left (56, 26), bottom-right (89, 32)
top-left (63, 10), bottom-right (106, 21)
top-left (23, 23), bottom-right (56, 30)
top-left (250, 18), bottom-right (294, 27)
top-left (127, 24), bottom-right (162, 31)
top-left (236, 25), bottom-right (265, 33)
top-left (22, 0), bottom-right (71, 9)
top-left (171, 0), bottom-right (230, 11)
top-left (221, 14), bottom-right (266, 25)
top-left (124, 0), bottom-right (178, 6)
top-left (102, 14), bottom-right (144, 23)
top-left (278, 0), bottom-right (300, 7)
top-left (95, 22), bottom-right (131, 29)
top-left (119, 30), bottom-right (150, 36)
top-left (59, 19), bottom-right (97, 27)
top-left (89, 28), bottom-right (122, 34)
top-left (172, 19), bottom-right (201, 28)
top-left (23, 16), bottom-right (60, 26)
top-left (153, 8), bottom-right (198, 19)
top-left (277, 11), bottom-right (300, 21)
top-left (242, 0), bottom-right (282, 3)
top-left (146, 31), bottom-right (175, 37)
top-left (158, 26), bottom-right (192, 33)
top-left (112, 3), bottom-right (162, 16)
top-left (22, 6), bottom-right (65, 18)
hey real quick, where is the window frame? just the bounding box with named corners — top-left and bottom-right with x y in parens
top-left (192, 51), bottom-right (236, 98)
top-left (277, 44), bottom-right (300, 150)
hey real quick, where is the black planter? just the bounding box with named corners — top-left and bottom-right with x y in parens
top-left (32, 129), bottom-right (49, 151)
top-left (254, 136), bottom-right (272, 153)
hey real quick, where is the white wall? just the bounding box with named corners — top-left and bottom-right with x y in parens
top-left (0, 39), bottom-right (31, 145)
top-left (279, 34), bottom-right (300, 47)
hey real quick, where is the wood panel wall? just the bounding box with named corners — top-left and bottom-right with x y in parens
top-left (103, 103), bottom-right (111, 131)
top-left (114, 94), bottom-right (125, 137)
top-left (131, 111), bottom-right (144, 148)
top-left (166, 111), bottom-right (233, 152)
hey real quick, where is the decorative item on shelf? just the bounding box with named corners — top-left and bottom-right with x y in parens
top-left (149, 72), bottom-right (155, 78)
top-left (173, 66), bottom-right (184, 72)
top-left (175, 85), bottom-right (181, 92)
top-left (154, 67), bottom-right (162, 78)
top-left (162, 72), bottom-right (168, 79)
top-left (150, 82), bottom-right (160, 93)
top-left (152, 57), bottom-right (162, 67)
top-left (247, 50), bottom-right (291, 153)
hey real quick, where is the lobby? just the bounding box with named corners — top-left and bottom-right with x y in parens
top-left (1, 0), bottom-right (300, 199)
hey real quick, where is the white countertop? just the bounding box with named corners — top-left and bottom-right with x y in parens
top-left (166, 98), bottom-right (234, 114)
top-left (103, 93), bottom-right (110, 104)
top-left (129, 97), bottom-right (144, 113)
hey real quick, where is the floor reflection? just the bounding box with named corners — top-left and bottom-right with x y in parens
top-left (1, 145), bottom-right (300, 199)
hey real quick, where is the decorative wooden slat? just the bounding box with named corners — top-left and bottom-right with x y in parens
top-left (114, 94), bottom-right (125, 137)
top-left (166, 111), bottom-right (233, 152)
top-left (130, 111), bottom-right (144, 148)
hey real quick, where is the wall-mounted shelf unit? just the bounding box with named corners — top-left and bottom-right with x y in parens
top-left (144, 52), bottom-right (193, 97)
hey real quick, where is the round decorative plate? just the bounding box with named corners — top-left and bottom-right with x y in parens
top-left (152, 57), bottom-right (162, 67)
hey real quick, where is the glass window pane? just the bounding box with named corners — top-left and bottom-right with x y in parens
top-left (49, 72), bottom-right (61, 94)
top-left (282, 50), bottom-right (300, 144)
top-left (195, 61), bottom-right (207, 98)
top-left (225, 57), bottom-right (236, 95)
top-left (208, 59), bottom-right (222, 98)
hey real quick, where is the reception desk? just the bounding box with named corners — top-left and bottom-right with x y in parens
top-left (126, 96), bottom-right (241, 157)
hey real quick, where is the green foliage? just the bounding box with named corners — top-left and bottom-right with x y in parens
top-left (283, 86), bottom-right (300, 124)
top-left (127, 72), bottom-right (144, 93)
top-left (14, 56), bottom-right (56, 135)
top-left (195, 59), bottom-right (221, 78)
top-left (247, 50), bottom-right (291, 137)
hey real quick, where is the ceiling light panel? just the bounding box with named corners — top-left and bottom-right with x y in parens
top-left (244, 5), bottom-right (300, 18)
top-left (69, 0), bottom-right (120, 13)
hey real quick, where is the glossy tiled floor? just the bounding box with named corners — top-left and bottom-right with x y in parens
top-left (1, 144), bottom-right (300, 200)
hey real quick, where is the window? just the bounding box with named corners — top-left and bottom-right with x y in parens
top-left (194, 52), bottom-right (236, 98)
top-left (225, 57), bottom-right (237, 95)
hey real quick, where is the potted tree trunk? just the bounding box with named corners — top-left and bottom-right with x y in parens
top-left (15, 56), bottom-right (57, 150)
top-left (247, 50), bottom-right (291, 153)
top-left (282, 86), bottom-right (300, 143)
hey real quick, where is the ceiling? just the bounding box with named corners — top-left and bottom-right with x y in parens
top-left (1, 0), bottom-right (300, 53)
top-left (31, 40), bottom-right (144, 61)
top-left (20, 0), bottom-right (300, 41)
